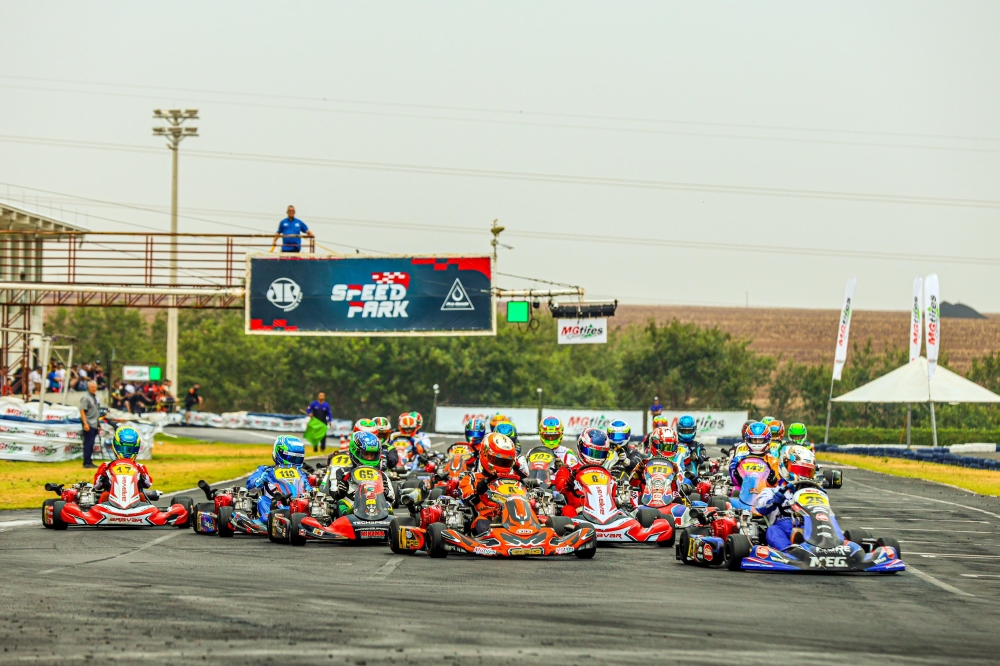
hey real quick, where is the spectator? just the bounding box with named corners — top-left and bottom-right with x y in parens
top-left (184, 383), bottom-right (203, 424)
top-left (159, 379), bottom-right (177, 413)
top-left (79, 381), bottom-right (100, 469)
top-left (47, 364), bottom-right (60, 393)
top-left (93, 365), bottom-right (107, 391)
top-left (125, 384), bottom-right (154, 415)
top-left (56, 363), bottom-right (66, 392)
top-left (303, 391), bottom-right (332, 453)
top-left (76, 363), bottom-right (90, 391)
top-left (110, 380), bottom-right (126, 410)
top-left (650, 395), bottom-right (663, 416)
top-left (270, 205), bottom-right (313, 253)
top-left (28, 365), bottom-right (42, 395)
top-left (0, 365), bottom-right (9, 396)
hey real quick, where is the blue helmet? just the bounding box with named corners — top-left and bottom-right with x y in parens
top-left (676, 415), bottom-right (697, 443)
top-left (273, 435), bottom-right (306, 467)
top-left (112, 425), bottom-right (142, 460)
top-left (493, 422), bottom-right (520, 453)
top-left (464, 417), bottom-right (487, 446)
top-left (745, 422), bottom-right (771, 455)
top-left (606, 420), bottom-right (631, 447)
top-left (350, 431), bottom-right (382, 468)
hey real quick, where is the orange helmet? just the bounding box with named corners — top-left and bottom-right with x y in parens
top-left (651, 414), bottom-right (670, 430)
top-left (489, 414), bottom-right (510, 432)
top-left (398, 413), bottom-right (418, 436)
top-left (768, 420), bottom-right (786, 443)
top-left (373, 416), bottom-right (392, 443)
top-left (480, 432), bottom-right (517, 476)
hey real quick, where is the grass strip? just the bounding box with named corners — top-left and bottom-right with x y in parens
top-left (819, 452), bottom-right (1000, 496)
top-left (0, 439), bottom-right (272, 511)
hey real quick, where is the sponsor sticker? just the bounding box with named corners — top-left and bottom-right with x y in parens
top-left (473, 546), bottom-right (497, 556)
top-left (809, 556), bottom-right (847, 568)
top-left (815, 513), bottom-right (830, 522)
top-left (755, 546), bottom-right (770, 558)
top-left (508, 547), bottom-right (544, 556)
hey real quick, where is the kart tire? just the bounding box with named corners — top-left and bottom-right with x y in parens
top-left (427, 522), bottom-right (448, 559)
top-left (636, 508), bottom-right (660, 529)
top-left (42, 499), bottom-right (58, 529)
top-left (844, 527), bottom-right (873, 549)
top-left (428, 487), bottom-right (445, 501)
top-left (877, 536), bottom-right (902, 558)
top-left (550, 516), bottom-right (574, 536)
top-left (657, 525), bottom-right (675, 548)
top-left (51, 500), bottom-right (68, 530)
top-left (724, 534), bottom-right (751, 572)
top-left (831, 469), bottom-right (843, 489)
top-left (677, 528), bottom-right (692, 564)
top-left (391, 482), bottom-right (401, 508)
top-left (574, 544), bottom-right (596, 559)
top-left (217, 506), bottom-right (235, 538)
top-left (710, 496), bottom-right (729, 511)
top-left (388, 516), bottom-right (418, 555)
top-left (289, 513), bottom-right (307, 546)
top-left (192, 503), bottom-right (214, 534)
top-left (173, 496), bottom-right (194, 528)
top-left (268, 509), bottom-right (291, 544)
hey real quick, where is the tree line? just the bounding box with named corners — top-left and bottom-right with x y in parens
top-left (48, 307), bottom-right (1000, 429)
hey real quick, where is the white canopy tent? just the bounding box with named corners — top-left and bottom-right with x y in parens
top-left (832, 357), bottom-right (1000, 446)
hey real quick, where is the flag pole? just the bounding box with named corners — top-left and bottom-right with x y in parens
top-left (823, 375), bottom-right (835, 445)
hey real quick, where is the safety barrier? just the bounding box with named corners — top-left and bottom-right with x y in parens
top-left (815, 443), bottom-right (1000, 471)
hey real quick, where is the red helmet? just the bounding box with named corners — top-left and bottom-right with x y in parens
top-left (651, 414), bottom-right (670, 430)
top-left (480, 432), bottom-right (517, 476)
top-left (768, 420), bottom-right (786, 442)
top-left (577, 428), bottom-right (611, 466)
top-left (648, 427), bottom-right (679, 457)
top-left (398, 413), bottom-right (418, 436)
top-left (353, 419), bottom-right (378, 436)
top-left (410, 411), bottom-right (424, 431)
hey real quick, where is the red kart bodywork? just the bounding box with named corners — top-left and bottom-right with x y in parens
top-left (43, 459), bottom-right (189, 528)
top-left (570, 465), bottom-right (674, 544)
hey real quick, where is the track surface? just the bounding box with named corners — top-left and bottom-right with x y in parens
top-left (3, 441), bottom-right (1000, 664)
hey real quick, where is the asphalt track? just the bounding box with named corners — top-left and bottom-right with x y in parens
top-left (3, 438), bottom-right (1000, 664)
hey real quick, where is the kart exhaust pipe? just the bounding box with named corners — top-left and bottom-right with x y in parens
top-left (197, 480), bottom-right (215, 500)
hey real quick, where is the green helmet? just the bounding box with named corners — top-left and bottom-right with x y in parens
top-left (787, 423), bottom-right (808, 445)
top-left (349, 431), bottom-right (382, 468)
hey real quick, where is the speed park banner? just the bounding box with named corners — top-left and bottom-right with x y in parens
top-left (246, 255), bottom-right (495, 336)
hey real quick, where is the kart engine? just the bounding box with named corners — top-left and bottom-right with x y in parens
top-left (77, 485), bottom-right (96, 510)
top-left (234, 488), bottom-right (254, 514)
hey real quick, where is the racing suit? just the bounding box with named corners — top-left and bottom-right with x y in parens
top-left (386, 432), bottom-right (428, 471)
top-left (752, 484), bottom-right (795, 551)
top-left (729, 444), bottom-right (779, 491)
top-left (455, 466), bottom-right (527, 536)
top-left (552, 462), bottom-right (619, 518)
top-left (332, 463), bottom-right (396, 514)
top-left (93, 460), bottom-right (152, 494)
top-left (246, 465), bottom-right (312, 523)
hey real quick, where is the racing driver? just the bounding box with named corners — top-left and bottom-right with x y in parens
top-left (552, 428), bottom-right (613, 518)
top-left (752, 445), bottom-right (817, 551)
top-left (247, 435), bottom-right (311, 526)
top-left (455, 432), bottom-right (525, 535)
top-left (94, 425), bottom-right (152, 495)
top-left (332, 431), bottom-right (396, 513)
top-left (539, 415), bottom-right (579, 468)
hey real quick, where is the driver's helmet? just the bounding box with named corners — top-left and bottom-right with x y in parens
top-left (740, 420), bottom-right (756, 440)
top-left (489, 413), bottom-right (510, 432)
top-left (272, 435), bottom-right (306, 467)
top-left (354, 418), bottom-right (379, 437)
top-left (111, 425), bottom-right (142, 460)
top-left (648, 427), bottom-right (679, 457)
top-left (577, 428), bottom-right (611, 466)
top-left (777, 445), bottom-right (816, 483)
top-left (745, 422), bottom-right (771, 455)
top-left (409, 411), bottom-right (424, 431)
top-left (760, 416), bottom-right (776, 427)
top-left (372, 417), bottom-right (393, 444)
top-left (480, 432), bottom-right (517, 476)
top-left (787, 423), bottom-right (809, 446)
top-left (464, 417), bottom-right (487, 447)
top-left (398, 413), bottom-right (418, 436)
top-left (768, 420), bottom-right (786, 443)
top-left (349, 431), bottom-right (382, 468)
top-left (606, 420), bottom-right (631, 449)
top-left (651, 414), bottom-right (669, 430)
top-left (538, 416), bottom-right (564, 450)
top-left (493, 422), bottom-right (519, 454)
top-left (676, 415), bottom-right (697, 444)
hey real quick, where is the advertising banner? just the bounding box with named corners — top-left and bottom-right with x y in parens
top-left (544, 409), bottom-right (643, 435)
top-left (174, 410), bottom-right (353, 436)
top-left (0, 417), bottom-right (155, 462)
top-left (650, 411), bottom-right (748, 438)
top-left (909, 277), bottom-right (923, 363)
top-left (925, 273), bottom-right (940, 378)
top-left (123, 366), bottom-right (151, 382)
top-left (831, 277), bottom-right (857, 381)
top-left (557, 318), bottom-right (608, 345)
top-left (246, 255), bottom-right (495, 336)
top-left (435, 407), bottom-right (539, 435)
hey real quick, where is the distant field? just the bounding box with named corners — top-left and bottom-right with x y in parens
top-left (615, 305), bottom-right (1000, 372)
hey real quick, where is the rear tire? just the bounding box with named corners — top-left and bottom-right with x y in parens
top-left (217, 506), bottom-right (234, 538)
top-left (428, 487), bottom-right (445, 501)
top-left (388, 516), bottom-right (418, 555)
top-left (724, 534), bottom-right (751, 571)
top-left (710, 496), bottom-right (729, 510)
top-left (173, 496), bottom-right (194, 528)
top-left (289, 513), bottom-right (307, 546)
top-left (42, 498), bottom-right (58, 529)
top-left (268, 509), bottom-right (290, 544)
top-left (427, 522), bottom-right (448, 558)
top-left (192, 502), bottom-right (213, 534)
top-left (676, 528), bottom-right (692, 564)
top-left (636, 507), bottom-right (660, 528)
top-left (877, 536), bottom-right (902, 558)
top-left (51, 500), bottom-right (68, 530)
top-left (831, 469), bottom-right (843, 489)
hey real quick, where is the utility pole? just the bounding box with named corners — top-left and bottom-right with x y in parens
top-left (152, 109), bottom-right (198, 392)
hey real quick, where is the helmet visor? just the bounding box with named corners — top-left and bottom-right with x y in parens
top-left (788, 462), bottom-right (815, 480)
top-left (540, 431), bottom-right (562, 448)
top-left (579, 442), bottom-right (610, 461)
top-left (113, 443), bottom-right (141, 459)
top-left (357, 446), bottom-right (380, 462)
top-left (486, 450), bottom-right (515, 471)
top-left (676, 425), bottom-right (696, 437)
top-left (607, 431), bottom-right (630, 445)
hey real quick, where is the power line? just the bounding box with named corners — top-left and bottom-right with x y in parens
top-left (3, 134), bottom-right (1000, 210)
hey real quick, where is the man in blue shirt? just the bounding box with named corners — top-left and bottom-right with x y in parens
top-left (650, 396), bottom-right (663, 416)
top-left (270, 205), bottom-right (314, 253)
top-left (304, 391), bottom-right (333, 452)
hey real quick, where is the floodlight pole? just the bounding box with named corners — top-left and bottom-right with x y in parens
top-left (432, 383), bottom-right (440, 433)
top-left (536, 387), bottom-right (543, 429)
top-left (153, 109), bottom-right (199, 392)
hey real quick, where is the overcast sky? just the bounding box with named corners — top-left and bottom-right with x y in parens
top-left (1, 2), bottom-right (998, 311)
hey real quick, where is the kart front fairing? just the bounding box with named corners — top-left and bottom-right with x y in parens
top-left (574, 465), bottom-right (672, 544)
top-left (297, 468), bottom-right (394, 543)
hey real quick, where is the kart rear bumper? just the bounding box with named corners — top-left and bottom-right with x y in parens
top-left (297, 515), bottom-right (392, 543)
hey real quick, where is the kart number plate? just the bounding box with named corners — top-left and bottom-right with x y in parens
top-left (491, 480), bottom-right (525, 496)
top-left (528, 452), bottom-right (555, 463)
top-left (740, 461), bottom-right (766, 473)
top-left (274, 468), bottom-right (300, 480)
top-left (646, 465), bottom-right (671, 476)
top-left (353, 468), bottom-right (380, 482)
top-left (582, 469), bottom-right (610, 484)
top-left (111, 463), bottom-right (135, 475)
top-left (797, 491), bottom-right (829, 506)
top-left (450, 445), bottom-right (470, 456)
top-left (329, 454), bottom-right (350, 467)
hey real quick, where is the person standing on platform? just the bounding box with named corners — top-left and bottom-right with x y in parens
top-left (270, 205), bottom-right (314, 253)
top-left (304, 391), bottom-right (333, 452)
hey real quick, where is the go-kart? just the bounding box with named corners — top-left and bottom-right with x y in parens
top-left (268, 466), bottom-right (395, 546)
top-left (41, 459), bottom-right (191, 528)
top-left (525, 446), bottom-right (559, 488)
top-left (726, 455), bottom-right (774, 511)
top-left (190, 465), bottom-right (314, 537)
top-left (565, 463), bottom-right (674, 545)
top-left (388, 477), bottom-right (597, 558)
top-left (316, 453), bottom-right (352, 495)
top-left (678, 481), bottom-right (904, 573)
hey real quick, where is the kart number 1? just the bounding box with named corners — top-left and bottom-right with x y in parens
top-left (274, 468), bottom-right (300, 480)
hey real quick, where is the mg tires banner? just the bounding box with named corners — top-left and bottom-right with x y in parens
top-left (247, 255), bottom-right (495, 336)
top-left (651, 411), bottom-right (748, 438)
top-left (435, 407), bottom-right (643, 435)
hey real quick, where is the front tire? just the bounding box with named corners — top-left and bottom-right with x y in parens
top-left (289, 513), bottom-right (307, 546)
top-left (574, 544), bottom-right (596, 559)
top-left (217, 506), bottom-right (234, 538)
top-left (877, 536), bottom-right (902, 558)
top-left (636, 507), bottom-right (660, 528)
top-left (51, 500), bottom-right (68, 530)
top-left (42, 498), bottom-right (58, 529)
top-left (724, 534), bottom-right (751, 571)
top-left (427, 522), bottom-right (448, 558)
top-left (676, 528), bottom-right (692, 564)
top-left (551, 516), bottom-right (574, 536)
top-left (192, 502), bottom-right (214, 534)
top-left (173, 496), bottom-right (194, 528)
top-left (388, 516), bottom-right (417, 555)
top-left (268, 509), bottom-right (291, 544)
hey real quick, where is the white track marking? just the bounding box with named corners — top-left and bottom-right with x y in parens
top-left (863, 527), bottom-right (996, 533)
top-left (0, 519), bottom-right (41, 529)
top-left (850, 479), bottom-right (1000, 520)
top-left (907, 552), bottom-right (1000, 559)
top-left (961, 574), bottom-right (1000, 579)
top-left (40, 530), bottom-right (182, 574)
top-left (906, 564), bottom-right (975, 597)
top-left (370, 557), bottom-right (403, 579)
